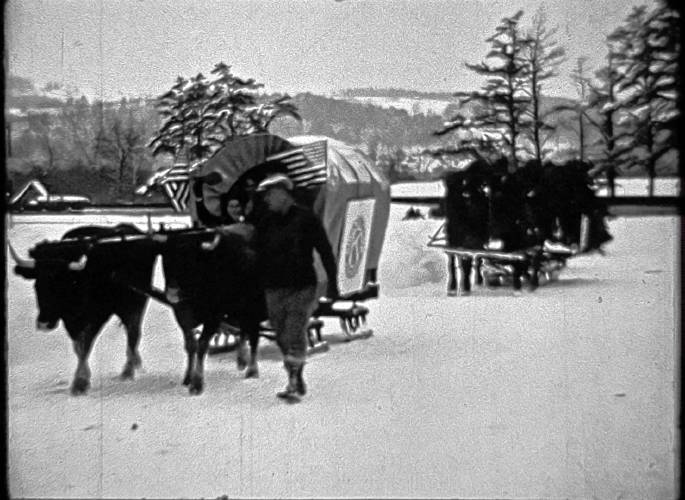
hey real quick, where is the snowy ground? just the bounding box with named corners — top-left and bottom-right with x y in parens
top-left (6, 206), bottom-right (679, 499)
top-left (391, 177), bottom-right (680, 199)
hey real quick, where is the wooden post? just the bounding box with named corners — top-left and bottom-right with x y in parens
top-left (447, 253), bottom-right (457, 295)
top-left (475, 257), bottom-right (483, 285)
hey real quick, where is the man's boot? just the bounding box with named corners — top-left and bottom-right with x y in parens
top-left (294, 363), bottom-right (306, 396)
top-left (236, 340), bottom-right (248, 370)
top-left (277, 358), bottom-right (305, 399)
top-left (276, 360), bottom-right (299, 399)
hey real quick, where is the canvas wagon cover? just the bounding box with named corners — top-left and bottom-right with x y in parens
top-left (289, 135), bottom-right (390, 274)
top-left (193, 133), bottom-right (390, 296)
top-left (192, 133), bottom-right (294, 219)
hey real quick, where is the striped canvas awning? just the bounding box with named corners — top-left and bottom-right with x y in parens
top-left (148, 138), bottom-right (328, 213)
top-left (158, 164), bottom-right (192, 212)
top-left (266, 140), bottom-right (328, 188)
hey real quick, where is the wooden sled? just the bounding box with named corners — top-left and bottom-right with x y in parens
top-left (427, 223), bottom-right (576, 294)
top-left (203, 316), bottom-right (329, 356)
top-left (313, 300), bottom-right (374, 342)
top-left (258, 317), bottom-right (330, 355)
top-left (207, 297), bottom-right (375, 356)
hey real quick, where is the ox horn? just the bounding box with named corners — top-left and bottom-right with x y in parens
top-left (68, 254), bottom-right (88, 271)
top-left (8, 243), bottom-right (35, 269)
top-left (201, 233), bottom-right (221, 251)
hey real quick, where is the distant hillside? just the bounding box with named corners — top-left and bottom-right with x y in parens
top-left (336, 87), bottom-right (579, 117)
top-left (6, 78), bottom-right (677, 199)
top-left (328, 89), bottom-right (677, 176)
top-left (268, 92), bottom-right (451, 150)
top-left (292, 89), bottom-right (592, 161)
top-left (338, 88), bottom-right (457, 101)
top-left (6, 94), bottom-right (66, 111)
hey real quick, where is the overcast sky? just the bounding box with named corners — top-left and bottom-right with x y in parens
top-left (6, 0), bottom-right (653, 101)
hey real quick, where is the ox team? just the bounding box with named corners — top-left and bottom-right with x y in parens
top-left (11, 170), bottom-right (339, 403)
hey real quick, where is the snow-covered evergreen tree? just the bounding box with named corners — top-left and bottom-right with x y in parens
top-left (148, 63), bottom-right (301, 165)
top-left (435, 11), bottom-right (532, 172)
top-left (607, 2), bottom-right (680, 195)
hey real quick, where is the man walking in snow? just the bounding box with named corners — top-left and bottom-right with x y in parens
top-left (254, 173), bottom-right (339, 400)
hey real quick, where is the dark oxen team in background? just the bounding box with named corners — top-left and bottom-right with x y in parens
top-left (442, 157), bottom-right (613, 294)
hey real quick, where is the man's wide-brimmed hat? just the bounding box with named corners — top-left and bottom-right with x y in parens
top-left (256, 173), bottom-right (294, 192)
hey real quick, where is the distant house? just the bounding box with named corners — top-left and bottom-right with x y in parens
top-left (8, 179), bottom-right (92, 212)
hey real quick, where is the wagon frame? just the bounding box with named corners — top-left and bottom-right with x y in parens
top-left (426, 222), bottom-right (576, 294)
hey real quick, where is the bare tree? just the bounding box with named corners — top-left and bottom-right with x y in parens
top-left (95, 99), bottom-right (148, 198)
top-left (570, 57), bottom-right (590, 162)
top-left (22, 112), bottom-right (63, 172)
top-left (59, 95), bottom-right (97, 167)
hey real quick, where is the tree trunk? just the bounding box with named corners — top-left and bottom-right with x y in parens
top-left (646, 119), bottom-right (655, 197)
top-left (132, 161), bottom-right (138, 194)
top-left (533, 81), bottom-right (541, 165)
top-left (578, 113), bottom-right (585, 162)
top-left (607, 167), bottom-right (616, 197)
top-left (46, 141), bottom-right (55, 171)
top-left (119, 157), bottom-right (126, 197)
top-left (508, 100), bottom-right (518, 172)
top-left (648, 167), bottom-right (655, 197)
top-left (6, 122), bottom-right (11, 157)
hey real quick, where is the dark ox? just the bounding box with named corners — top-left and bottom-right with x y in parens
top-left (485, 163), bottom-right (549, 290)
top-left (444, 163), bottom-right (491, 292)
top-left (154, 224), bottom-right (264, 395)
top-left (498, 160), bottom-right (613, 252)
top-left (487, 161), bottom-right (611, 288)
top-left (10, 224), bottom-right (156, 395)
top-left (442, 158), bottom-right (539, 291)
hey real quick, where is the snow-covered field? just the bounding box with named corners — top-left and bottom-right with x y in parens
top-left (342, 95), bottom-right (454, 116)
top-left (391, 177), bottom-right (680, 199)
top-left (6, 206), bottom-right (678, 499)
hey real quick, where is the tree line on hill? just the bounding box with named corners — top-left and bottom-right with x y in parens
top-left (5, 0), bottom-right (679, 203)
top-left (5, 73), bottom-right (453, 201)
top-left (338, 88), bottom-right (458, 101)
top-left (6, 85), bottom-right (164, 204)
